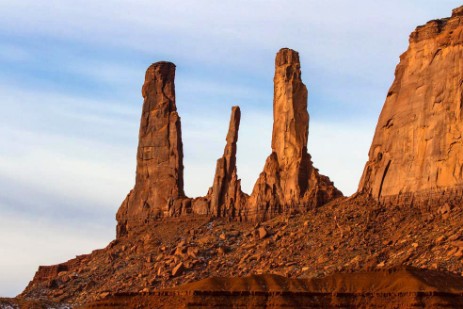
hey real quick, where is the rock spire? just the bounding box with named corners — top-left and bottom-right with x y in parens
top-left (247, 48), bottom-right (342, 220)
top-left (116, 61), bottom-right (188, 237)
top-left (116, 49), bottom-right (342, 231)
top-left (208, 106), bottom-right (248, 218)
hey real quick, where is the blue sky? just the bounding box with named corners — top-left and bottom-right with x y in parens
top-left (1, 0), bottom-right (461, 297)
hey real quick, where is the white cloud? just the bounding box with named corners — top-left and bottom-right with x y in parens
top-left (0, 85), bottom-right (138, 222)
top-left (0, 131), bottom-right (132, 213)
top-left (1, 0), bottom-right (459, 73)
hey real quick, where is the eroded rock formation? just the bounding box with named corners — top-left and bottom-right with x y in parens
top-left (116, 51), bottom-right (341, 231)
top-left (18, 7), bottom-right (463, 308)
top-left (191, 106), bottom-right (248, 218)
top-left (359, 7), bottom-right (463, 205)
top-left (247, 48), bottom-right (342, 220)
top-left (116, 62), bottom-right (189, 237)
top-left (208, 106), bottom-right (248, 218)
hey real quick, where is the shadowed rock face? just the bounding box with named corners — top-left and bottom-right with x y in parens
top-left (116, 62), bottom-right (188, 237)
top-left (359, 6), bottom-right (463, 204)
top-left (247, 48), bottom-right (342, 220)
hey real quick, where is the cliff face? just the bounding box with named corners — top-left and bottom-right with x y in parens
top-left (247, 48), bottom-right (342, 220)
top-left (359, 7), bottom-right (463, 204)
top-left (116, 62), bottom-right (189, 237)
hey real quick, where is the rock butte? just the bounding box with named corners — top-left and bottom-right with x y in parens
top-left (359, 6), bottom-right (463, 206)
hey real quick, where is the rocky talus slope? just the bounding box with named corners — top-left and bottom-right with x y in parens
top-left (18, 194), bottom-right (463, 306)
top-left (12, 5), bottom-right (463, 309)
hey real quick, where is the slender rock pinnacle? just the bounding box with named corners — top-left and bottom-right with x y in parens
top-left (116, 61), bottom-right (188, 237)
top-left (247, 48), bottom-right (342, 220)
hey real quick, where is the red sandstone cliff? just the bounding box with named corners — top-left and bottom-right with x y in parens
top-left (359, 6), bottom-right (463, 206)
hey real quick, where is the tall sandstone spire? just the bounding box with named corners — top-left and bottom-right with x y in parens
top-left (116, 62), bottom-right (188, 237)
top-left (247, 48), bottom-right (342, 220)
top-left (359, 6), bottom-right (463, 206)
top-left (208, 106), bottom-right (248, 218)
